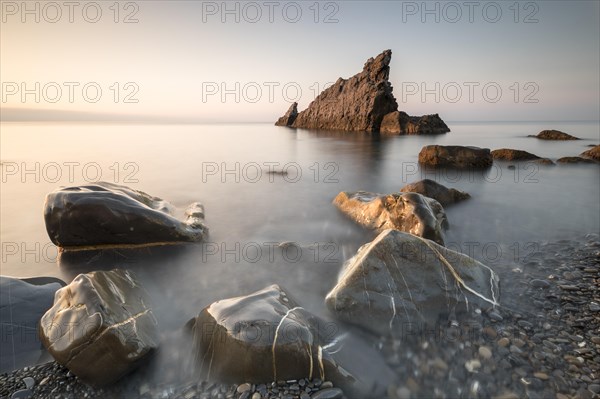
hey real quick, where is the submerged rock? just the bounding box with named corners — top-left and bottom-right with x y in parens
top-left (399, 179), bottom-right (470, 206)
top-left (275, 102), bottom-right (298, 127)
top-left (333, 191), bottom-right (447, 245)
top-left (185, 284), bottom-right (393, 398)
top-left (491, 149), bottom-right (554, 165)
top-left (581, 145), bottom-right (600, 161)
top-left (39, 269), bottom-right (159, 387)
top-left (44, 182), bottom-right (208, 248)
top-left (380, 111), bottom-right (450, 135)
top-left (325, 230), bottom-right (500, 336)
top-left (287, 50), bottom-right (397, 132)
top-left (531, 130), bottom-right (580, 140)
top-left (418, 145), bottom-right (493, 169)
top-left (557, 156), bottom-right (598, 164)
top-left (0, 277), bottom-right (65, 373)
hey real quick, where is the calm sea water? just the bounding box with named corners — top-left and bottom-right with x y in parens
top-left (1, 121), bottom-right (599, 327)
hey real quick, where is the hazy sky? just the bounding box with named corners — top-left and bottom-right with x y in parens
top-left (1, 0), bottom-right (599, 122)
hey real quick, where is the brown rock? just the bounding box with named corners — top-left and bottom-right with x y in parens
top-left (333, 191), bottom-right (448, 245)
top-left (418, 145), bottom-right (493, 169)
top-left (380, 111), bottom-right (450, 135)
top-left (289, 50), bottom-right (397, 132)
top-left (275, 102), bottom-right (298, 127)
top-left (581, 145), bottom-right (600, 161)
top-left (39, 269), bottom-right (159, 387)
top-left (400, 179), bottom-right (470, 206)
top-left (532, 130), bottom-right (580, 140)
top-left (557, 156), bottom-right (598, 164)
top-left (491, 148), bottom-right (541, 161)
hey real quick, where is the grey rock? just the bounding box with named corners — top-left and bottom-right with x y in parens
top-left (311, 388), bottom-right (343, 399)
top-left (400, 179), bottom-right (470, 206)
top-left (418, 145), bottom-right (493, 169)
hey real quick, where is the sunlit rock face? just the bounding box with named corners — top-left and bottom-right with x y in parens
top-left (533, 129), bottom-right (580, 140)
top-left (380, 111), bottom-right (450, 135)
top-left (287, 50), bottom-right (398, 132)
top-left (326, 230), bottom-right (500, 337)
top-left (418, 145), bottom-right (493, 169)
top-left (400, 179), bottom-right (470, 207)
top-left (581, 145), bottom-right (600, 161)
top-left (185, 284), bottom-right (393, 399)
top-left (0, 277), bottom-right (65, 373)
top-left (333, 191), bottom-right (448, 245)
top-left (39, 269), bottom-right (159, 387)
top-left (44, 182), bottom-right (208, 248)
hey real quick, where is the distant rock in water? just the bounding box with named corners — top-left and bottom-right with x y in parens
top-left (531, 130), bottom-right (580, 140)
top-left (39, 269), bottom-right (159, 387)
top-left (325, 230), bottom-right (500, 336)
top-left (333, 191), bottom-right (447, 245)
top-left (185, 284), bottom-right (393, 398)
top-left (419, 145), bottom-right (493, 169)
top-left (380, 111), bottom-right (450, 135)
top-left (44, 182), bottom-right (208, 249)
top-left (274, 50), bottom-right (448, 133)
top-left (581, 145), bottom-right (600, 161)
top-left (557, 156), bottom-right (598, 164)
top-left (491, 148), bottom-right (554, 164)
top-left (400, 179), bottom-right (470, 206)
top-left (275, 102), bottom-right (298, 126)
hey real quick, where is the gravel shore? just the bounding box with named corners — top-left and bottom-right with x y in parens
top-left (2, 234), bottom-right (598, 399)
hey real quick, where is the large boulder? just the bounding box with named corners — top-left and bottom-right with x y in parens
top-left (39, 269), bottom-right (159, 386)
top-left (400, 179), bottom-right (470, 206)
top-left (418, 145), bottom-right (493, 169)
top-left (286, 50), bottom-right (398, 132)
top-left (275, 102), bottom-right (298, 126)
top-left (333, 191), bottom-right (447, 245)
top-left (581, 145), bottom-right (600, 161)
top-left (531, 130), bottom-right (580, 140)
top-left (0, 276), bottom-right (65, 373)
top-left (380, 111), bottom-right (450, 135)
top-left (44, 182), bottom-right (208, 248)
top-left (326, 230), bottom-right (500, 336)
top-left (185, 284), bottom-right (393, 398)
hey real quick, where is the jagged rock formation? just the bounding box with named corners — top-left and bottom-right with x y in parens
top-left (333, 191), bottom-right (448, 245)
top-left (418, 145), bottom-right (493, 169)
top-left (275, 102), bottom-right (298, 126)
top-left (530, 130), bottom-right (580, 140)
top-left (581, 145), bottom-right (600, 161)
top-left (274, 50), bottom-right (448, 134)
top-left (400, 179), bottom-right (470, 206)
top-left (44, 182), bottom-right (208, 248)
top-left (380, 111), bottom-right (450, 135)
top-left (39, 269), bottom-right (159, 387)
top-left (326, 230), bottom-right (500, 336)
top-left (185, 284), bottom-right (393, 398)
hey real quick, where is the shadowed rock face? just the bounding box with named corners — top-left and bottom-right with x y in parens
top-left (44, 182), bottom-right (208, 248)
top-left (185, 285), bottom-right (393, 399)
top-left (532, 130), bottom-right (580, 140)
top-left (380, 111), bottom-right (450, 135)
top-left (275, 102), bottom-right (298, 127)
top-left (400, 179), bottom-right (470, 206)
top-left (282, 50), bottom-right (398, 132)
top-left (418, 145), bottom-right (493, 169)
top-left (0, 277), bottom-right (65, 373)
top-left (581, 145), bottom-right (600, 161)
top-left (333, 191), bottom-right (448, 245)
top-left (39, 269), bottom-right (159, 387)
top-left (326, 230), bottom-right (500, 336)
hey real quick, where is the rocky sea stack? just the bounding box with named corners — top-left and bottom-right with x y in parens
top-left (275, 50), bottom-right (449, 134)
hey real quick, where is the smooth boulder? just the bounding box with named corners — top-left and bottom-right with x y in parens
top-left (400, 179), bottom-right (470, 206)
top-left (0, 277), bottom-right (65, 373)
top-left (418, 145), bottom-right (493, 169)
top-left (333, 191), bottom-right (448, 245)
top-left (185, 284), bottom-right (393, 398)
top-left (531, 130), bottom-right (580, 140)
top-left (326, 230), bottom-right (500, 336)
top-left (44, 182), bottom-right (208, 248)
top-left (380, 111), bottom-right (450, 135)
top-left (39, 269), bottom-right (159, 386)
top-left (581, 145), bottom-right (600, 161)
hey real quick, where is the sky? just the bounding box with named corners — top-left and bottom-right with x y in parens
top-left (1, 0), bottom-right (599, 122)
